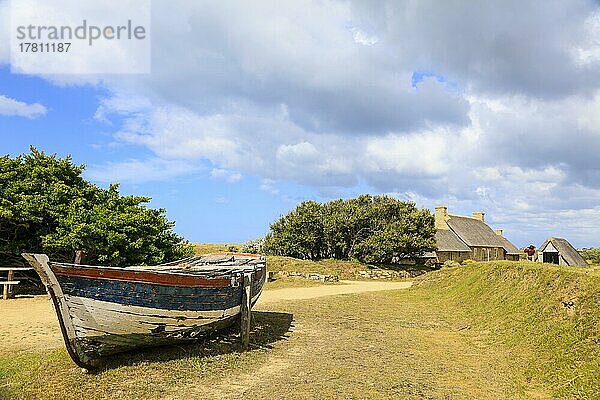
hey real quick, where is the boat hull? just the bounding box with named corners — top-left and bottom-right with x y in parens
top-left (22, 253), bottom-right (266, 368)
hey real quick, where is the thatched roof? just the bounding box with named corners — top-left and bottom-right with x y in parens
top-left (497, 235), bottom-right (521, 255)
top-left (538, 237), bottom-right (587, 266)
top-left (446, 216), bottom-right (507, 248)
top-left (435, 229), bottom-right (471, 252)
top-left (441, 215), bottom-right (520, 255)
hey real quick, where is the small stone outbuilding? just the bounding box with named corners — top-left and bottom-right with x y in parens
top-left (434, 206), bottom-right (521, 263)
top-left (536, 237), bottom-right (587, 266)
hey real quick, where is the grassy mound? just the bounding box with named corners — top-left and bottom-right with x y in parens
top-left (193, 243), bottom-right (240, 255)
top-left (415, 261), bottom-right (600, 398)
top-left (265, 256), bottom-right (369, 280)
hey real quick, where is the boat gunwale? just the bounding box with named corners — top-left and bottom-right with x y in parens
top-left (48, 254), bottom-right (266, 288)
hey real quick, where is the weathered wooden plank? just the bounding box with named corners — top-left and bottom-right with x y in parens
top-left (240, 272), bottom-right (252, 350)
top-left (64, 295), bottom-right (238, 337)
top-left (56, 275), bottom-right (241, 311)
top-left (52, 265), bottom-right (233, 287)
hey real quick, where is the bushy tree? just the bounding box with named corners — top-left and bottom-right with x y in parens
top-left (0, 148), bottom-right (193, 265)
top-left (264, 200), bottom-right (324, 259)
top-left (263, 195), bottom-right (436, 264)
top-left (240, 237), bottom-right (265, 254)
top-left (579, 248), bottom-right (600, 264)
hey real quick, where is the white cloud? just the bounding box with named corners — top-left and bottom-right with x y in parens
top-left (0, 1), bottom-right (9, 64)
top-left (210, 168), bottom-right (242, 183)
top-left (6, 1), bottom-right (600, 245)
top-left (9, 0), bottom-right (150, 74)
top-left (364, 131), bottom-right (449, 177)
top-left (85, 158), bottom-right (199, 183)
top-left (348, 27), bottom-right (379, 46)
top-left (0, 95), bottom-right (47, 119)
top-left (260, 179), bottom-right (279, 195)
top-left (572, 10), bottom-right (600, 65)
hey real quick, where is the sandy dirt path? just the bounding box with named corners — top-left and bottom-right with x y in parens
top-left (1, 295), bottom-right (63, 352)
top-left (257, 280), bottom-right (413, 304)
top-left (0, 280), bottom-right (412, 354)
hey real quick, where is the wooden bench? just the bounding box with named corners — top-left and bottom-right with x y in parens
top-left (0, 267), bottom-right (33, 299)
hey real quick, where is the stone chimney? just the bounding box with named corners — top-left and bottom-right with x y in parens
top-left (435, 206), bottom-right (448, 229)
top-left (472, 211), bottom-right (485, 222)
top-left (495, 229), bottom-right (503, 236)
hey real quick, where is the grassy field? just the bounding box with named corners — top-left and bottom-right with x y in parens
top-left (415, 261), bottom-right (600, 398)
top-left (193, 243), bottom-right (241, 255)
top-left (1, 260), bottom-right (599, 399)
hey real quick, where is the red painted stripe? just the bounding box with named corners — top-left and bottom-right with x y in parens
top-left (51, 265), bottom-right (233, 287)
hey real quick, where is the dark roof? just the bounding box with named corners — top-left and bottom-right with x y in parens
top-left (497, 235), bottom-right (521, 255)
top-left (539, 237), bottom-right (587, 266)
top-left (446, 216), bottom-right (506, 248)
top-left (435, 229), bottom-right (471, 252)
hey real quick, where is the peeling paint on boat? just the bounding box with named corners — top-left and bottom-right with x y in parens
top-left (22, 253), bottom-right (266, 369)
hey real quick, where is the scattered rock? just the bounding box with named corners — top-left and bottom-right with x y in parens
top-left (355, 268), bottom-right (426, 280)
top-left (274, 268), bottom-right (426, 282)
top-left (276, 271), bottom-right (339, 282)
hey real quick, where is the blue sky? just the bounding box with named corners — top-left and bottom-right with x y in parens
top-left (2, 1), bottom-right (600, 248)
top-left (0, 65), bottom-right (318, 242)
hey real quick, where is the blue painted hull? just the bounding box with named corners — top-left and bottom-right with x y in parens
top-left (56, 274), bottom-right (264, 311)
top-left (22, 253), bottom-right (267, 369)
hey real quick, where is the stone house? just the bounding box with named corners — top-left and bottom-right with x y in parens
top-left (536, 237), bottom-right (587, 266)
top-left (434, 206), bottom-right (520, 263)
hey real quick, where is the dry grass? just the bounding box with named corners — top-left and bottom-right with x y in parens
top-left (1, 288), bottom-right (522, 400)
top-left (237, 291), bottom-right (525, 400)
top-left (2, 259), bottom-right (598, 399)
top-left (193, 243), bottom-right (240, 255)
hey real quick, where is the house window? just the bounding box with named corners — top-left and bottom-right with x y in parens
top-left (495, 248), bottom-right (498, 259)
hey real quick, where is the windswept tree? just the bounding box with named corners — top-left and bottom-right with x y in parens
top-left (0, 147), bottom-right (193, 265)
top-left (263, 195), bottom-right (436, 264)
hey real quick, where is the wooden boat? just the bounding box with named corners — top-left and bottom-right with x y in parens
top-left (22, 253), bottom-right (266, 369)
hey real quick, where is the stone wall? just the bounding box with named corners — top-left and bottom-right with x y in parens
top-left (276, 271), bottom-right (340, 282)
top-left (436, 251), bottom-right (471, 264)
top-left (470, 247), bottom-right (505, 261)
top-left (274, 267), bottom-right (427, 282)
top-left (356, 268), bottom-right (426, 280)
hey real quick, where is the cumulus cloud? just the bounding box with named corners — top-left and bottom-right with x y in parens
top-left (6, 0), bottom-right (600, 245)
top-left (0, 95), bottom-right (47, 119)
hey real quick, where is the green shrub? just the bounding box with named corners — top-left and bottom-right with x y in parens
top-left (0, 148), bottom-right (193, 266)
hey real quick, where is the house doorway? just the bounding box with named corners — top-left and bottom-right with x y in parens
top-left (543, 252), bottom-right (559, 264)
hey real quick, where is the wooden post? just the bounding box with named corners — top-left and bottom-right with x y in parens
top-left (240, 272), bottom-right (252, 350)
top-left (74, 250), bottom-right (85, 265)
top-left (2, 274), bottom-right (8, 300)
top-left (7, 270), bottom-right (14, 299)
